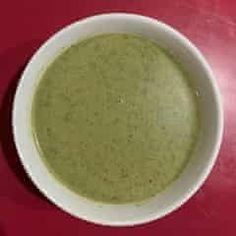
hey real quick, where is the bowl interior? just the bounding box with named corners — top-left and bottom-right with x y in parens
top-left (13, 13), bottom-right (223, 226)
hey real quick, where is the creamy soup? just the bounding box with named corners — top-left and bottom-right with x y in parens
top-left (32, 33), bottom-right (199, 203)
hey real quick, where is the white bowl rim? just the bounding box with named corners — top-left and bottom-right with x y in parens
top-left (12, 12), bottom-right (224, 226)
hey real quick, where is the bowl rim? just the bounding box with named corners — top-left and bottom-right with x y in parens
top-left (12, 12), bottom-right (224, 226)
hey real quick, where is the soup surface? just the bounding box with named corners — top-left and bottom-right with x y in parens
top-left (32, 33), bottom-right (199, 203)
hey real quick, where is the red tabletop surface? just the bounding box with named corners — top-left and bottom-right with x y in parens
top-left (0, 0), bottom-right (236, 235)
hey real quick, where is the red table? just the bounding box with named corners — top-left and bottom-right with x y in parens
top-left (0, 0), bottom-right (235, 235)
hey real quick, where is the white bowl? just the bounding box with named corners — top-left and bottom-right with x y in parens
top-left (13, 13), bottom-right (223, 226)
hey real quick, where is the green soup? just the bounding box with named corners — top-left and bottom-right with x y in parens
top-left (32, 33), bottom-right (199, 203)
